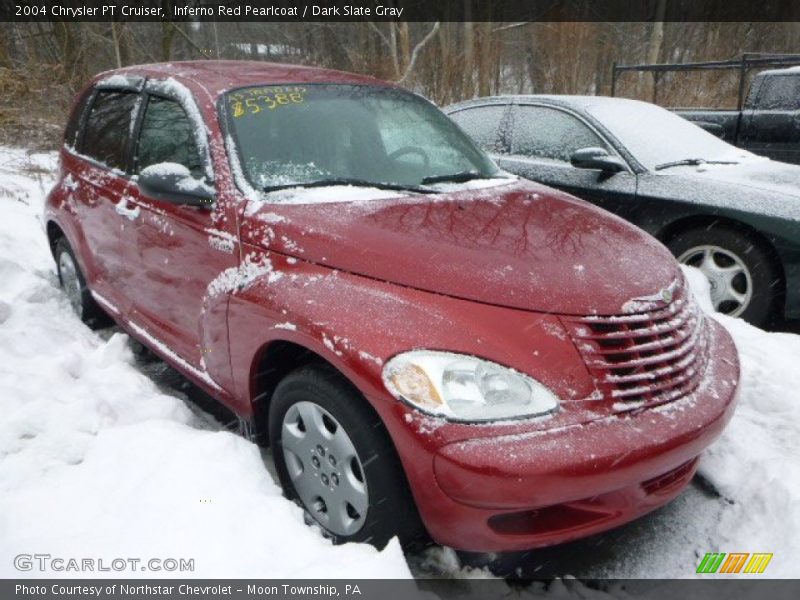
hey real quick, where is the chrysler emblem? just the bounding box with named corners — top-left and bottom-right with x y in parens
top-left (622, 280), bottom-right (678, 313)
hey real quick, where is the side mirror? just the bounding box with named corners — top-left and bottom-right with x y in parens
top-left (138, 163), bottom-right (214, 207)
top-left (570, 147), bottom-right (626, 173)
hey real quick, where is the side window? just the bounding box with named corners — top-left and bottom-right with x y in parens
top-left (757, 75), bottom-right (800, 111)
top-left (64, 87), bottom-right (93, 149)
top-left (449, 106), bottom-right (508, 154)
top-left (78, 90), bottom-right (139, 171)
top-left (135, 95), bottom-right (204, 179)
top-left (510, 106), bottom-right (608, 162)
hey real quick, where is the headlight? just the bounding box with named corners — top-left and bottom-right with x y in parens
top-left (382, 350), bottom-right (559, 422)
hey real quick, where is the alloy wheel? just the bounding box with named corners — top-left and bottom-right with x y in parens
top-left (677, 244), bottom-right (753, 317)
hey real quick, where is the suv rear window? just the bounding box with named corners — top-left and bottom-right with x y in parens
top-left (78, 90), bottom-right (139, 171)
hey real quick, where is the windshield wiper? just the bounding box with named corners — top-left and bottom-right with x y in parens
top-left (262, 177), bottom-right (435, 194)
top-left (654, 158), bottom-right (739, 171)
top-left (420, 170), bottom-right (500, 185)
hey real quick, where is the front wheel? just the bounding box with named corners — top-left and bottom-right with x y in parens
top-left (269, 364), bottom-right (421, 548)
top-left (666, 226), bottom-right (781, 328)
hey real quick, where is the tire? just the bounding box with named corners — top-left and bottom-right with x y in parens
top-left (55, 238), bottom-right (110, 329)
top-left (269, 364), bottom-right (422, 549)
top-left (666, 225), bottom-right (781, 328)
top-left (129, 338), bottom-right (159, 363)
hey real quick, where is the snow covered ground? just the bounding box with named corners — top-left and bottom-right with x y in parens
top-left (0, 148), bottom-right (408, 579)
top-left (0, 145), bottom-right (798, 582)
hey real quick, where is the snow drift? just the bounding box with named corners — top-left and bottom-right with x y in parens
top-left (0, 145), bottom-right (798, 580)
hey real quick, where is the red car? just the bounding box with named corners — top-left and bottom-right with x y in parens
top-left (45, 61), bottom-right (739, 553)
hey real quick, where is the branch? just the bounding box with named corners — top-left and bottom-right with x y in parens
top-left (168, 22), bottom-right (211, 60)
top-left (367, 21), bottom-right (391, 50)
top-left (394, 22), bottom-right (440, 84)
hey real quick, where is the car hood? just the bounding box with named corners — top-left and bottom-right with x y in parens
top-left (680, 158), bottom-right (800, 200)
top-left (240, 179), bottom-right (681, 316)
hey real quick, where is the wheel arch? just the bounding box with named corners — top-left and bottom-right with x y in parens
top-left (251, 337), bottom-right (427, 547)
top-left (656, 213), bottom-right (787, 307)
top-left (248, 338), bottom-right (384, 446)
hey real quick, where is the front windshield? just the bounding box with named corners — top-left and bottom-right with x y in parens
top-left (586, 100), bottom-right (753, 171)
top-left (224, 84), bottom-right (499, 191)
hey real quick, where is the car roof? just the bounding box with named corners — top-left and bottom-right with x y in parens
top-left (445, 94), bottom-right (654, 115)
top-left (95, 60), bottom-right (395, 98)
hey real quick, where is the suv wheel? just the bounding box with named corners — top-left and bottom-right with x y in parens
top-left (667, 225), bottom-right (781, 328)
top-left (269, 364), bottom-right (421, 549)
top-left (55, 238), bottom-right (109, 329)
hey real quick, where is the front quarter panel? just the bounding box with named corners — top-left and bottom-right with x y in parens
top-left (225, 244), bottom-right (603, 442)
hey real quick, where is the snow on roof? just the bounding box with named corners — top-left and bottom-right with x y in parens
top-left (107, 60), bottom-right (394, 99)
top-left (758, 64), bottom-right (800, 76)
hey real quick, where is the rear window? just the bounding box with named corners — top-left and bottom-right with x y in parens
top-left (77, 90), bottom-right (140, 171)
top-left (757, 75), bottom-right (800, 111)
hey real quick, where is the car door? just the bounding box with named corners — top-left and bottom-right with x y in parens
top-left (496, 103), bottom-right (638, 218)
top-left (123, 86), bottom-right (239, 386)
top-left (739, 73), bottom-right (800, 165)
top-left (70, 88), bottom-right (143, 314)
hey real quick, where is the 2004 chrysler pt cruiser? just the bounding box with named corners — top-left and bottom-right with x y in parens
top-left (45, 61), bottom-right (739, 552)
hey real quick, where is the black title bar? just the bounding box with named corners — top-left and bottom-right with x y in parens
top-left (2, 0), bottom-right (800, 22)
top-left (5, 579), bottom-right (800, 600)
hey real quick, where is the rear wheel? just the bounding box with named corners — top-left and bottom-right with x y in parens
top-left (55, 238), bottom-right (109, 329)
top-left (666, 225), bottom-right (781, 328)
top-left (269, 364), bottom-right (422, 548)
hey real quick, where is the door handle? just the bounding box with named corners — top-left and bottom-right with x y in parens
top-left (115, 198), bottom-right (140, 221)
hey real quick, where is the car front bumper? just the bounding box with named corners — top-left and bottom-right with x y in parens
top-left (407, 318), bottom-right (739, 552)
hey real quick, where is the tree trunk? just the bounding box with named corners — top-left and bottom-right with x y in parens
top-left (462, 1), bottom-right (474, 98)
top-left (645, 0), bottom-right (667, 102)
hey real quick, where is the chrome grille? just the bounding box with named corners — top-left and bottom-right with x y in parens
top-left (564, 286), bottom-right (710, 407)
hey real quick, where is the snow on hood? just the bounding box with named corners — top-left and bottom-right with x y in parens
top-left (244, 177), bottom-right (515, 209)
top-left (241, 178), bottom-right (681, 316)
top-left (673, 159), bottom-right (800, 221)
top-left (686, 158), bottom-right (800, 197)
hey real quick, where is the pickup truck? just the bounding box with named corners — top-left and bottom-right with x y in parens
top-left (675, 67), bottom-right (800, 165)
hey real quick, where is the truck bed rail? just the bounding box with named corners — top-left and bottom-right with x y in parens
top-left (611, 52), bottom-right (800, 110)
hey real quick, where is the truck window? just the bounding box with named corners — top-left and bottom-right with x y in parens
top-left (134, 95), bottom-right (204, 179)
top-left (757, 75), bottom-right (800, 111)
top-left (78, 90), bottom-right (139, 171)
